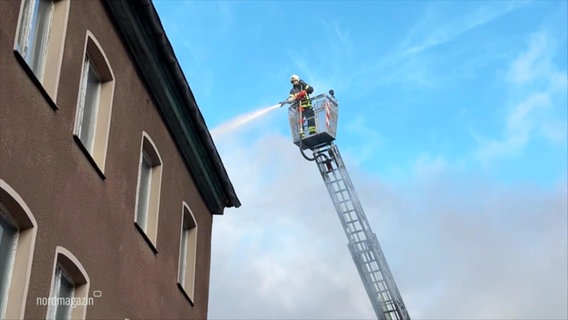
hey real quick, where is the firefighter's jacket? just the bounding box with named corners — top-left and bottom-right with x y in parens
top-left (289, 80), bottom-right (314, 109)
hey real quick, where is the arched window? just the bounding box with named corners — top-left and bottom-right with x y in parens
top-left (46, 247), bottom-right (90, 319)
top-left (73, 31), bottom-right (115, 176)
top-left (14, 0), bottom-right (70, 105)
top-left (177, 202), bottom-right (198, 304)
top-left (134, 132), bottom-right (163, 252)
top-left (0, 179), bottom-right (37, 319)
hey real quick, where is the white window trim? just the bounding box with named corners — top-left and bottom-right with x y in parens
top-left (0, 205), bottom-right (19, 318)
top-left (73, 31), bottom-right (115, 174)
top-left (0, 179), bottom-right (37, 320)
top-left (13, 0), bottom-right (70, 102)
top-left (47, 265), bottom-right (75, 319)
top-left (177, 202), bottom-right (197, 304)
top-left (15, 0), bottom-right (53, 79)
top-left (134, 132), bottom-right (163, 252)
top-left (75, 55), bottom-right (101, 153)
top-left (46, 246), bottom-right (90, 320)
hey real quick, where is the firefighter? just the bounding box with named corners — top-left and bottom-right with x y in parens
top-left (287, 74), bottom-right (315, 135)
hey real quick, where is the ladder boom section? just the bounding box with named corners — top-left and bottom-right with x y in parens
top-left (313, 143), bottom-right (410, 320)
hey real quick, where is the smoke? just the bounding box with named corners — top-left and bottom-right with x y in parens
top-left (209, 127), bottom-right (568, 319)
top-left (211, 103), bottom-right (282, 137)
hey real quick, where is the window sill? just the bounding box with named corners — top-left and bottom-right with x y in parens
top-left (177, 282), bottom-right (195, 306)
top-left (133, 222), bottom-right (158, 254)
top-left (72, 135), bottom-right (106, 180)
top-left (13, 50), bottom-right (58, 111)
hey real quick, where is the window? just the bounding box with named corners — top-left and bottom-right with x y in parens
top-left (14, 0), bottom-right (70, 102)
top-left (76, 56), bottom-right (101, 153)
top-left (0, 213), bottom-right (17, 317)
top-left (134, 133), bottom-right (163, 251)
top-left (0, 179), bottom-right (37, 319)
top-left (46, 247), bottom-right (90, 320)
top-left (136, 153), bottom-right (152, 229)
top-left (177, 203), bottom-right (197, 304)
top-left (73, 32), bottom-right (115, 175)
top-left (48, 265), bottom-right (74, 319)
top-left (15, 0), bottom-right (52, 76)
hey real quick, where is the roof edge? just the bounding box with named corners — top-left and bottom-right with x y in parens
top-left (102, 0), bottom-right (240, 214)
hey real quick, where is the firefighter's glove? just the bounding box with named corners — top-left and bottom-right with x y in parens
top-left (286, 96), bottom-right (294, 104)
top-left (295, 90), bottom-right (307, 101)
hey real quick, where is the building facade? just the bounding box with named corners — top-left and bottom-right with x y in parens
top-left (0, 0), bottom-right (240, 319)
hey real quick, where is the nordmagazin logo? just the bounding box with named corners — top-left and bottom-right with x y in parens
top-left (36, 290), bottom-right (101, 308)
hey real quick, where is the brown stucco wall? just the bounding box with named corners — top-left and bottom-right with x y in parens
top-left (0, 0), bottom-right (214, 318)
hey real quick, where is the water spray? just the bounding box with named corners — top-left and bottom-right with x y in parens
top-left (211, 101), bottom-right (287, 137)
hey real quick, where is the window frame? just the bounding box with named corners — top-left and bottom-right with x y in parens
top-left (13, 0), bottom-right (70, 107)
top-left (75, 55), bottom-right (102, 154)
top-left (46, 247), bottom-right (90, 320)
top-left (0, 210), bottom-right (18, 317)
top-left (0, 179), bottom-right (38, 320)
top-left (133, 132), bottom-right (163, 253)
top-left (177, 202), bottom-right (197, 304)
top-left (72, 31), bottom-right (115, 178)
top-left (15, 0), bottom-right (53, 79)
top-left (47, 264), bottom-right (75, 319)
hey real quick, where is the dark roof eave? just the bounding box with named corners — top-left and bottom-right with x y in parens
top-left (102, 0), bottom-right (240, 214)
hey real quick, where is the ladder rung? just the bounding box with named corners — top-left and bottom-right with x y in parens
top-left (317, 145), bottom-right (409, 320)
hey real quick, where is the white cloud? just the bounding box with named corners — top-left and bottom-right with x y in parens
top-left (352, 1), bottom-right (531, 91)
top-left (403, 2), bottom-right (528, 55)
top-left (400, 179), bottom-right (568, 319)
top-left (475, 31), bottom-right (567, 164)
top-left (508, 32), bottom-right (552, 84)
top-left (412, 154), bottom-right (449, 179)
top-left (476, 92), bottom-right (551, 162)
top-left (209, 130), bottom-right (376, 319)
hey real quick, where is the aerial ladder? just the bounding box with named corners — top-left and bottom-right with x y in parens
top-left (285, 91), bottom-right (411, 320)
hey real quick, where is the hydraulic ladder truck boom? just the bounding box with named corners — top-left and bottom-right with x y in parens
top-left (287, 92), bottom-right (410, 320)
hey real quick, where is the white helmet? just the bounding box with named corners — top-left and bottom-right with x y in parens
top-left (290, 74), bottom-right (300, 82)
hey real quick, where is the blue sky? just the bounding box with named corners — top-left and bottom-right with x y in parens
top-left (154, 1), bottom-right (567, 319)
